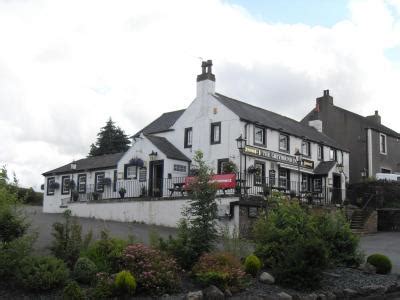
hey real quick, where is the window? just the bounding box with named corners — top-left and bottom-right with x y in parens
top-left (77, 174), bottom-right (86, 193)
top-left (95, 172), bottom-right (105, 192)
top-left (317, 144), bottom-right (324, 161)
top-left (254, 126), bottom-right (265, 146)
top-left (174, 164), bottom-right (187, 173)
top-left (380, 134), bottom-right (387, 154)
top-left (47, 177), bottom-right (55, 196)
top-left (254, 161), bottom-right (266, 185)
top-left (126, 166), bottom-right (137, 179)
top-left (138, 167), bottom-right (147, 181)
top-left (61, 176), bottom-right (70, 195)
top-left (216, 159), bottom-right (228, 174)
top-left (278, 168), bottom-right (290, 190)
top-left (301, 140), bottom-right (311, 157)
top-left (279, 134), bottom-right (289, 152)
top-left (329, 149), bottom-right (337, 161)
top-left (313, 178), bottom-right (322, 192)
top-left (210, 122), bottom-right (221, 144)
top-left (184, 127), bottom-right (193, 148)
top-left (301, 174), bottom-right (309, 191)
top-left (381, 168), bottom-right (391, 174)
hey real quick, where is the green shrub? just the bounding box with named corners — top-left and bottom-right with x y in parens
top-left (314, 211), bottom-right (363, 267)
top-left (81, 230), bottom-right (129, 273)
top-left (192, 252), bottom-right (248, 290)
top-left (17, 256), bottom-right (69, 291)
top-left (73, 257), bottom-right (97, 284)
top-left (50, 210), bottom-right (84, 268)
top-left (122, 243), bottom-right (181, 295)
top-left (253, 200), bottom-right (330, 290)
top-left (0, 206), bottom-right (28, 242)
top-left (63, 281), bottom-right (85, 300)
top-left (367, 254), bottom-right (392, 274)
top-left (244, 254), bottom-right (262, 276)
top-left (90, 272), bottom-right (114, 299)
top-left (114, 270), bottom-right (136, 296)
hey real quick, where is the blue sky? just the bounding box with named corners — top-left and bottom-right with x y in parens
top-left (227, 0), bottom-right (350, 26)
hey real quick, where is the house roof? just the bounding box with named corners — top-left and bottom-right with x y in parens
top-left (303, 105), bottom-right (400, 138)
top-left (133, 109), bottom-right (185, 137)
top-left (213, 93), bottom-right (348, 151)
top-left (42, 152), bottom-right (125, 176)
top-left (313, 161), bottom-right (337, 175)
top-left (146, 135), bottom-right (191, 162)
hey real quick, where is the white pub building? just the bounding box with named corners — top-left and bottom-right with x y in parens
top-left (43, 61), bottom-right (349, 217)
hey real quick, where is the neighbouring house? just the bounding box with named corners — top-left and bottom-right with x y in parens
top-left (42, 60), bottom-right (350, 232)
top-left (302, 90), bottom-right (400, 183)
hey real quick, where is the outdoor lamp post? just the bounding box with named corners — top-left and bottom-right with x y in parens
top-left (295, 149), bottom-right (302, 196)
top-left (236, 134), bottom-right (246, 195)
top-left (149, 151), bottom-right (157, 161)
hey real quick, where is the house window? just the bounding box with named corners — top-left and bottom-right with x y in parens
top-left (61, 176), bottom-right (70, 195)
top-left (217, 159), bottom-right (229, 174)
top-left (254, 126), bottom-right (265, 146)
top-left (380, 134), bottom-right (387, 154)
top-left (184, 127), bottom-right (193, 148)
top-left (210, 122), bottom-right (221, 144)
top-left (279, 134), bottom-right (289, 152)
top-left (248, 207), bottom-right (259, 218)
top-left (301, 174), bottom-right (309, 192)
top-left (254, 161), bottom-right (266, 186)
top-left (138, 168), bottom-right (147, 181)
top-left (317, 145), bottom-right (324, 161)
top-left (329, 149), bottom-right (337, 161)
top-left (301, 140), bottom-right (311, 157)
top-left (313, 178), bottom-right (322, 192)
top-left (174, 164), bottom-right (187, 173)
top-left (78, 174), bottom-right (86, 193)
top-left (95, 172), bottom-right (105, 192)
top-left (125, 165), bottom-right (137, 180)
top-left (47, 177), bottom-right (55, 196)
top-left (278, 168), bottom-right (290, 190)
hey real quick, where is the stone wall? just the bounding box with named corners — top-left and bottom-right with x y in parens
top-left (377, 209), bottom-right (400, 231)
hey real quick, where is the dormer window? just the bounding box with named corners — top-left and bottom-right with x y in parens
top-left (210, 122), bottom-right (221, 144)
top-left (380, 133), bottom-right (387, 154)
top-left (184, 127), bottom-right (193, 148)
top-left (254, 126), bottom-right (265, 146)
top-left (301, 140), bottom-right (311, 157)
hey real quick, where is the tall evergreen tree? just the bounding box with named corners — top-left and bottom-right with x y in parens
top-left (89, 118), bottom-right (131, 156)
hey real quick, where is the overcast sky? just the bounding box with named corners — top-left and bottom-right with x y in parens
top-left (1, 0), bottom-right (400, 190)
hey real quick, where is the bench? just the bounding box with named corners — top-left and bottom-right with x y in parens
top-left (168, 182), bottom-right (185, 197)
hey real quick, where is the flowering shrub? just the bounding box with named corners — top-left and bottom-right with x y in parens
top-left (91, 272), bottom-right (114, 299)
top-left (192, 252), bottom-right (248, 290)
top-left (122, 243), bottom-right (181, 295)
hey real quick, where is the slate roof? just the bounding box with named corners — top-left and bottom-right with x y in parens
top-left (303, 106), bottom-right (400, 138)
top-left (146, 135), bottom-right (191, 162)
top-left (313, 161), bottom-right (337, 175)
top-left (133, 109), bottom-right (185, 137)
top-left (42, 152), bottom-right (125, 176)
top-left (213, 93), bottom-right (348, 151)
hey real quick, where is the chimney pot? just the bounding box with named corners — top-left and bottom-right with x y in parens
top-left (375, 110), bottom-right (379, 116)
top-left (196, 59), bottom-right (215, 82)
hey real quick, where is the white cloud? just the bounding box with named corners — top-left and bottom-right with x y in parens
top-left (0, 0), bottom-right (399, 189)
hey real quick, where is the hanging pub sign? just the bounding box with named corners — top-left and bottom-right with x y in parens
top-left (243, 145), bottom-right (314, 169)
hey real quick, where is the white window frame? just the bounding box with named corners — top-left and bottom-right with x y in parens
top-left (317, 144), bottom-right (323, 161)
top-left (279, 134), bottom-right (289, 152)
top-left (254, 126), bottom-right (265, 145)
top-left (62, 176), bottom-right (70, 194)
top-left (126, 165), bottom-right (137, 179)
top-left (301, 140), bottom-right (311, 157)
top-left (380, 133), bottom-right (387, 155)
top-left (78, 174), bottom-right (86, 193)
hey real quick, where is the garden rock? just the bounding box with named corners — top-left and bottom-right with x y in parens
top-left (324, 292), bottom-right (336, 300)
top-left (203, 285), bottom-right (224, 300)
top-left (187, 290), bottom-right (203, 300)
top-left (277, 292), bottom-right (292, 300)
top-left (317, 293), bottom-right (327, 300)
top-left (343, 288), bottom-right (358, 298)
top-left (259, 272), bottom-right (275, 284)
top-left (361, 262), bottom-right (376, 274)
top-left (358, 285), bottom-right (387, 296)
top-left (224, 289), bottom-right (232, 297)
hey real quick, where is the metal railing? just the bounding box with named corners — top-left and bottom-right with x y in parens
top-left (65, 173), bottom-right (343, 206)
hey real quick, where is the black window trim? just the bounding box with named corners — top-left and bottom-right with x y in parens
top-left (184, 127), bottom-right (193, 148)
top-left (217, 158), bottom-right (229, 174)
top-left (124, 163), bottom-right (138, 180)
top-left (47, 176), bottom-right (55, 196)
top-left (254, 125), bottom-right (266, 147)
top-left (254, 160), bottom-right (266, 186)
top-left (317, 144), bottom-right (324, 161)
top-left (95, 172), bottom-right (105, 193)
top-left (77, 174), bottom-right (87, 194)
top-left (302, 140), bottom-right (311, 157)
top-left (279, 133), bottom-right (290, 153)
top-left (210, 122), bottom-right (221, 145)
top-left (61, 175), bottom-right (70, 195)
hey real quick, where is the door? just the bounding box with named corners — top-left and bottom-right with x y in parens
top-left (149, 160), bottom-right (164, 197)
top-left (332, 174), bottom-right (342, 204)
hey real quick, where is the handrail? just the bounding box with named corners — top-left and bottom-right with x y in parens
top-left (361, 193), bottom-right (375, 211)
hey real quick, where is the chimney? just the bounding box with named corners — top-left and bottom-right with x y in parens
top-left (308, 120), bottom-right (323, 132)
top-left (366, 110), bottom-right (381, 124)
top-left (196, 60), bottom-right (215, 98)
top-left (316, 89), bottom-right (333, 109)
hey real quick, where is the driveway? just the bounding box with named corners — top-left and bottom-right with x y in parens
top-left (23, 206), bottom-right (177, 254)
top-left (360, 232), bottom-right (400, 274)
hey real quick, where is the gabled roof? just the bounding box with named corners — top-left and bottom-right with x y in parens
top-left (213, 93), bottom-right (347, 151)
top-left (42, 152), bottom-right (125, 176)
top-left (303, 105), bottom-right (400, 138)
top-left (314, 161), bottom-right (337, 175)
top-left (133, 109), bottom-right (185, 138)
top-left (146, 135), bottom-right (191, 162)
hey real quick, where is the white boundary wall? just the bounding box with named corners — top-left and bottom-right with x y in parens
top-left (62, 197), bottom-right (239, 231)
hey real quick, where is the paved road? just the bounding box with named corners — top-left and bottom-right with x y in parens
top-left (360, 232), bottom-right (400, 274)
top-left (24, 206), bottom-right (177, 254)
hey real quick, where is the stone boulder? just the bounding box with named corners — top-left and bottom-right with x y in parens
top-left (259, 272), bottom-right (275, 284)
top-left (187, 290), bottom-right (203, 300)
top-left (203, 285), bottom-right (224, 300)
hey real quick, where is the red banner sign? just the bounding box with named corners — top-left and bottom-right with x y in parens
top-left (184, 173), bottom-right (236, 190)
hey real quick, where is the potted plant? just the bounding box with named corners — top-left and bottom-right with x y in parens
top-left (119, 187), bottom-right (126, 199)
top-left (222, 160), bottom-right (238, 174)
top-left (129, 158), bottom-right (144, 167)
top-left (247, 165), bottom-right (261, 175)
top-left (102, 178), bottom-right (112, 186)
top-left (262, 184), bottom-right (270, 197)
top-left (92, 192), bottom-right (100, 201)
top-left (72, 190), bottom-right (79, 202)
top-left (140, 185), bottom-right (147, 197)
top-left (69, 180), bottom-right (76, 190)
top-left (50, 182), bottom-right (60, 189)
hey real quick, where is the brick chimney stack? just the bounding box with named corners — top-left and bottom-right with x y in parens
top-left (196, 60), bottom-right (215, 98)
